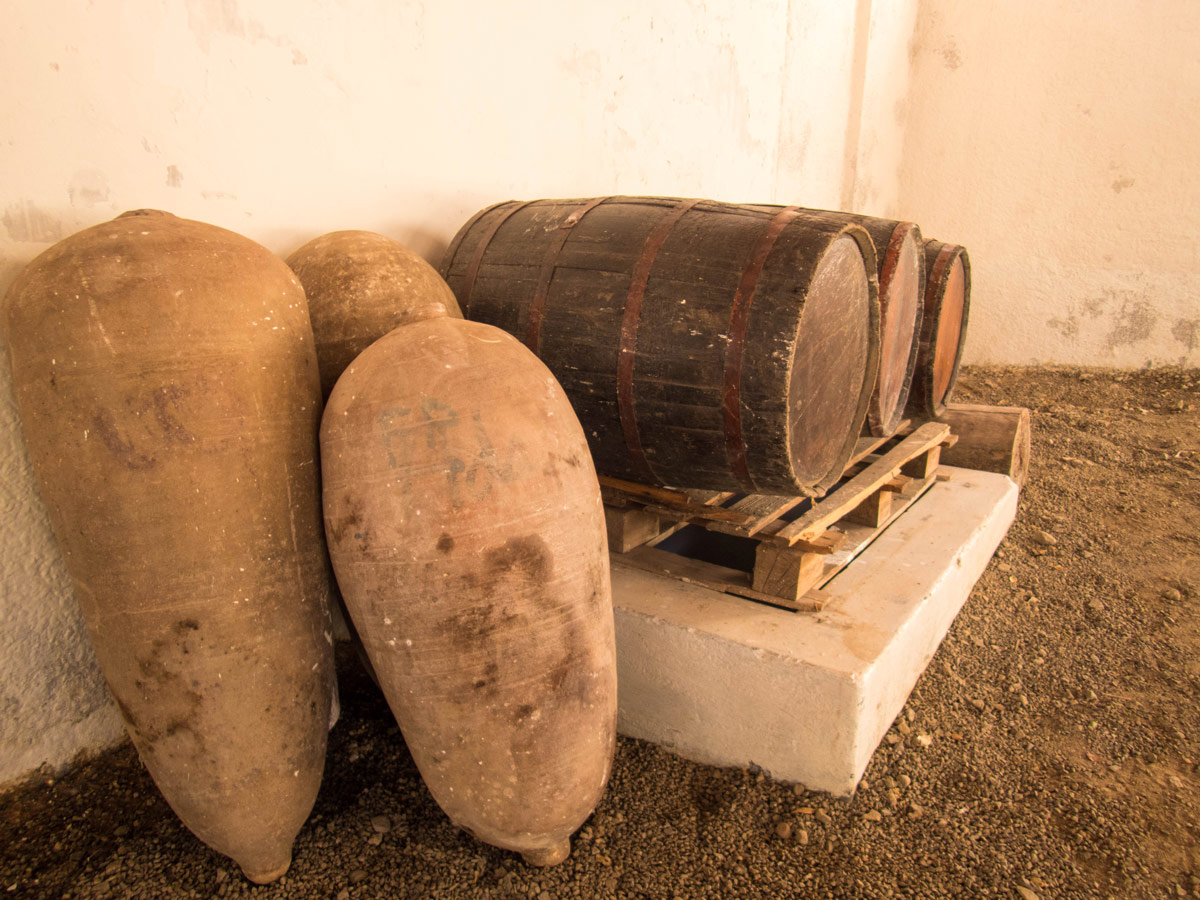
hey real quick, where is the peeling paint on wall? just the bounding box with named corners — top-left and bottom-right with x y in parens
top-left (2, 202), bottom-right (64, 244)
top-left (1173, 318), bottom-right (1198, 352)
top-left (1106, 293), bottom-right (1157, 350)
top-left (67, 169), bottom-right (110, 207)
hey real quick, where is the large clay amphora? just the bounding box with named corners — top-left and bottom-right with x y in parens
top-left (2, 210), bottom-right (336, 883)
top-left (286, 230), bottom-right (462, 399)
top-left (320, 304), bottom-right (617, 866)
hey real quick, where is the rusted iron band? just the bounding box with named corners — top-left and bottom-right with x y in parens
top-left (722, 206), bottom-right (801, 491)
top-left (438, 199), bottom-right (511, 280)
top-left (525, 197), bottom-right (609, 353)
top-left (618, 198), bottom-right (700, 483)
top-left (459, 201), bottom-right (531, 318)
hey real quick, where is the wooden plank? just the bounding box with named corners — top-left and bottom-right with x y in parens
top-left (640, 501), bottom-right (755, 526)
top-left (930, 403), bottom-right (1031, 487)
top-left (684, 489), bottom-right (736, 506)
top-left (774, 422), bottom-right (950, 545)
top-left (599, 475), bottom-right (691, 506)
top-left (847, 429), bottom-right (900, 467)
top-left (757, 528), bottom-right (847, 554)
top-left (704, 493), bottom-right (807, 537)
top-left (612, 546), bottom-right (818, 612)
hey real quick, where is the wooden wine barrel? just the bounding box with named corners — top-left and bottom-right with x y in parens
top-left (906, 240), bottom-right (971, 419)
top-left (836, 216), bottom-right (924, 437)
top-left (440, 197), bottom-right (881, 496)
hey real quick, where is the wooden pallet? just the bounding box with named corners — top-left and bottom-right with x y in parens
top-left (603, 421), bottom-right (957, 612)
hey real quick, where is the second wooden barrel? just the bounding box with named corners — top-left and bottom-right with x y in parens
top-left (906, 240), bottom-right (971, 419)
top-left (838, 215), bottom-right (925, 436)
top-left (440, 197), bottom-right (881, 496)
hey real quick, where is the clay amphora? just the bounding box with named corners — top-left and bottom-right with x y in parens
top-left (286, 230), bottom-right (462, 399)
top-left (2, 210), bottom-right (336, 883)
top-left (320, 304), bottom-right (617, 866)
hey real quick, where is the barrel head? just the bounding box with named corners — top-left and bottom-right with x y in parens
top-left (787, 233), bottom-right (874, 487)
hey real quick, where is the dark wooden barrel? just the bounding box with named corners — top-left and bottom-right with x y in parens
top-left (439, 197), bottom-right (881, 496)
top-left (905, 240), bottom-right (971, 419)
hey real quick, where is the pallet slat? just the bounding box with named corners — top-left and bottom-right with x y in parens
top-left (772, 422), bottom-right (949, 545)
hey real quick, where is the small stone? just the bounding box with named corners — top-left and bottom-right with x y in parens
top-left (797, 806), bottom-right (815, 815)
top-left (797, 828), bottom-right (809, 845)
top-left (863, 810), bottom-right (882, 823)
top-left (350, 869), bottom-right (367, 884)
top-left (774, 821), bottom-right (793, 839)
top-left (1015, 886), bottom-right (1040, 900)
top-left (908, 802), bottom-right (924, 818)
top-left (859, 778), bottom-right (869, 790)
top-left (897, 719), bottom-right (912, 735)
top-left (367, 833), bottom-right (383, 846)
top-left (113, 826), bottom-right (130, 838)
top-left (215, 870), bottom-right (228, 884)
top-left (886, 733), bottom-right (901, 745)
top-left (1033, 529), bottom-right (1057, 546)
top-left (1164, 588), bottom-right (1183, 602)
top-left (970, 698), bottom-right (986, 711)
top-left (899, 774), bottom-right (912, 788)
top-left (337, 891), bottom-right (350, 900)
top-left (792, 783), bottom-right (806, 796)
top-left (815, 810), bottom-right (832, 826)
top-left (538, 891), bottom-right (552, 900)
top-left (371, 815), bottom-right (391, 833)
top-left (1087, 598), bottom-right (1105, 612)
top-left (917, 734), bottom-right (933, 748)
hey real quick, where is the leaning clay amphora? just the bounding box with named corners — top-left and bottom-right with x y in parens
top-left (320, 304), bottom-right (617, 866)
top-left (2, 210), bottom-right (337, 883)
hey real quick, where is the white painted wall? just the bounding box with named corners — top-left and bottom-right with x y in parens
top-left (0, 0), bottom-right (884, 786)
top-left (900, 0), bottom-right (1200, 367)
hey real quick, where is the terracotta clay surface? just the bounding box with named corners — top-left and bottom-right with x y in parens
top-left (440, 198), bottom-right (880, 496)
top-left (286, 230), bottom-right (462, 399)
top-left (320, 308), bottom-right (617, 867)
top-left (906, 240), bottom-right (972, 419)
top-left (2, 210), bottom-right (336, 883)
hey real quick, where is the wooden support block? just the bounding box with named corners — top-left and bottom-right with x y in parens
top-left (931, 403), bottom-right (1031, 487)
top-left (753, 544), bottom-right (826, 601)
top-left (605, 505), bottom-right (663, 553)
top-left (845, 489), bottom-right (894, 527)
top-left (902, 445), bottom-right (941, 480)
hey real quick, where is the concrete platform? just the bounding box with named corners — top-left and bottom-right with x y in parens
top-left (611, 466), bottom-right (1020, 796)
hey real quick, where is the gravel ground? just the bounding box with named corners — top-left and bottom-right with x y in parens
top-left (2, 366), bottom-right (1198, 900)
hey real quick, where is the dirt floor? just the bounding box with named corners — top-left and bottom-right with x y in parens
top-left (2, 366), bottom-right (1198, 900)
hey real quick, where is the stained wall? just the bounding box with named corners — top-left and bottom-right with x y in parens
top-left (899, 0), bottom-right (1200, 367)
